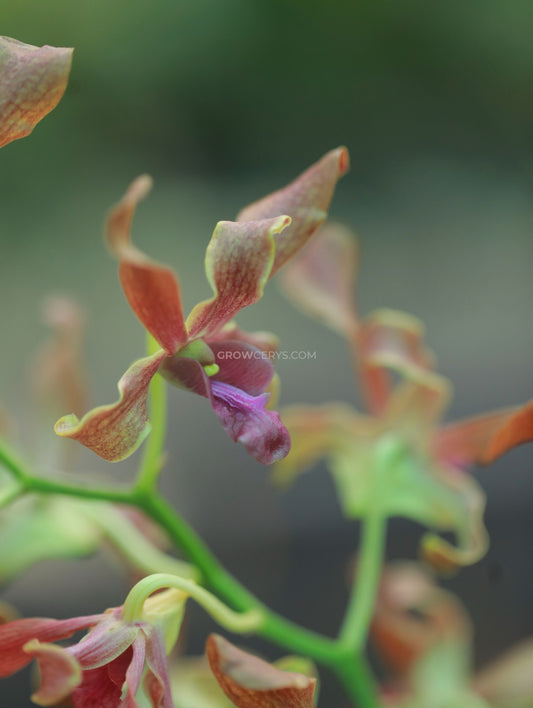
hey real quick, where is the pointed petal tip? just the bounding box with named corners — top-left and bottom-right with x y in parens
top-left (336, 145), bottom-right (350, 175)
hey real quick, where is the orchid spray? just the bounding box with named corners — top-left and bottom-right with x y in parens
top-left (1, 34), bottom-right (533, 708)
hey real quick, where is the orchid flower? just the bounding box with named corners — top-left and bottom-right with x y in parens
top-left (276, 224), bottom-right (533, 569)
top-left (372, 563), bottom-right (533, 708)
top-left (54, 148), bottom-right (349, 464)
top-left (0, 588), bottom-right (185, 707)
top-left (0, 36), bottom-right (72, 149)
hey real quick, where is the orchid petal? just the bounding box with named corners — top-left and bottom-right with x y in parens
top-left (55, 350), bottom-right (166, 462)
top-left (187, 216), bottom-right (290, 339)
top-left (72, 657), bottom-right (129, 708)
top-left (280, 223), bottom-right (359, 337)
top-left (0, 37), bottom-right (72, 149)
top-left (0, 614), bottom-right (101, 677)
top-left (24, 640), bottom-right (82, 706)
top-left (238, 147), bottom-right (349, 276)
top-left (160, 358), bottom-right (290, 464)
top-left (210, 341), bottom-right (275, 395)
top-left (120, 634), bottom-right (146, 707)
top-left (169, 656), bottom-right (234, 707)
top-left (357, 309), bottom-right (436, 416)
top-left (206, 634), bottom-right (317, 708)
top-left (435, 400), bottom-right (533, 467)
top-left (69, 616), bottom-right (137, 670)
top-left (143, 627), bottom-right (174, 708)
top-left (106, 176), bottom-right (188, 354)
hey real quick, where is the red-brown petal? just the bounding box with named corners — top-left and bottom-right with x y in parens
top-left (186, 216), bottom-right (290, 339)
top-left (280, 222), bottom-right (359, 337)
top-left (238, 147), bottom-right (349, 277)
top-left (24, 640), bottom-right (82, 706)
top-left (206, 635), bottom-right (316, 708)
top-left (0, 37), bottom-right (72, 149)
top-left (435, 400), bottom-right (533, 467)
top-left (106, 176), bottom-right (188, 354)
top-left (0, 615), bottom-right (101, 677)
top-left (54, 350), bottom-right (166, 462)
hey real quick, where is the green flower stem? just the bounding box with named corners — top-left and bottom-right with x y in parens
top-left (135, 333), bottom-right (168, 495)
top-left (122, 572), bottom-right (264, 633)
top-left (339, 511), bottom-right (387, 650)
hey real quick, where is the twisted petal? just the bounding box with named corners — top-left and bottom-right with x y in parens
top-left (435, 400), bottom-right (533, 467)
top-left (55, 350), bottom-right (166, 462)
top-left (357, 309), bottom-right (436, 416)
top-left (0, 37), bottom-right (72, 149)
top-left (24, 640), bottom-right (82, 706)
top-left (106, 176), bottom-right (188, 354)
top-left (206, 635), bottom-right (317, 708)
top-left (143, 627), bottom-right (174, 708)
top-left (280, 223), bottom-right (359, 337)
top-left (238, 147), bottom-right (349, 276)
top-left (0, 614), bottom-right (102, 677)
top-left (187, 216), bottom-right (291, 339)
top-left (160, 357), bottom-right (290, 464)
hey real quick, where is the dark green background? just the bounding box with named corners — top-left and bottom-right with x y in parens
top-left (1, 1), bottom-right (533, 705)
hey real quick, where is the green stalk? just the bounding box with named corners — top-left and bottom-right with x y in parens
top-left (339, 511), bottom-right (387, 650)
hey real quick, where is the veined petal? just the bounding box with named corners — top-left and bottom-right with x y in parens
top-left (210, 381), bottom-right (290, 464)
top-left (24, 640), bottom-right (82, 706)
top-left (69, 616), bottom-right (137, 670)
top-left (143, 627), bottom-right (174, 708)
top-left (72, 657), bottom-right (129, 708)
top-left (106, 176), bottom-right (188, 354)
top-left (0, 37), bottom-right (72, 149)
top-left (210, 341), bottom-right (275, 396)
top-left (238, 147), bottom-right (349, 276)
top-left (186, 216), bottom-right (291, 339)
top-left (206, 634), bottom-right (317, 708)
top-left (54, 350), bottom-right (166, 462)
top-left (435, 400), bottom-right (533, 467)
top-left (357, 309), bottom-right (436, 416)
top-left (120, 634), bottom-right (146, 707)
top-left (280, 223), bottom-right (359, 337)
top-left (208, 322), bottom-right (279, 355)
top-left (0, 614), bottom-right (102, 677)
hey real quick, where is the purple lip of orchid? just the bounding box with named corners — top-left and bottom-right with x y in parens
top-left (210, 380), bottom-right (291, 465)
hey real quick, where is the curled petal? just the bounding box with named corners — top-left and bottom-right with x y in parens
top-left (280, 223), bottom-right (359, 337)
top-left (357, 309), bottom-right (436, 416)
top-left (371, 563), bottom-right (471, 675)
top-left (71, 656), bottom-right (129, 708)
top-left (474, 639), bottom-right (533, 706)
top-left (106, 176), bottom-right (188, 354)
top-left (55, 350), bottom-right (166, 462)
top-left (435, 400), bottom-right (533, 467)
top-left (210, 381), bottom-right (290, 464)
top-left (0, 37), bottom-right (72, 149)
top-left (238, 147), bottom-right (349, 276)
top-left (0, 614), bottom-right (102, 677)
top-left (143, 628), bottom-right (174, 708)
top-left (210, 341), bottom-right (275, 396)
top-left (187, 216), bottom-right (291, 339)
top-left (24, 640), bottom-right (82, 706)
top-left (69, 615), bottom-right (137, 669)
top-left (120, 634), bottom-right (146, 707)
top-left (160, 358), bottom-right (290, 464)
top-left (206, 634), bottom-right (317, 708)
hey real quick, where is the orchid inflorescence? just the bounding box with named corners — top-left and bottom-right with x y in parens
top-left (1, 34), bottom-right (533, 708)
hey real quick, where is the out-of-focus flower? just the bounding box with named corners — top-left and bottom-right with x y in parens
top-left (0, 36), bottom-right (72, 149)
top-left (206, 634), bottom-right (317, 708)
top-left (277, 224), bottom-right (533, 569)
top-left (55, 148), bottom-right (349, 465)
top-left (373, 564), bottom-right (533, 708)
top-left (0, 588), bottom-right (185, 707)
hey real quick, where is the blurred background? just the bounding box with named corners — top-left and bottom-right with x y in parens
top-left (1, 0), bottom-right (533, 704)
